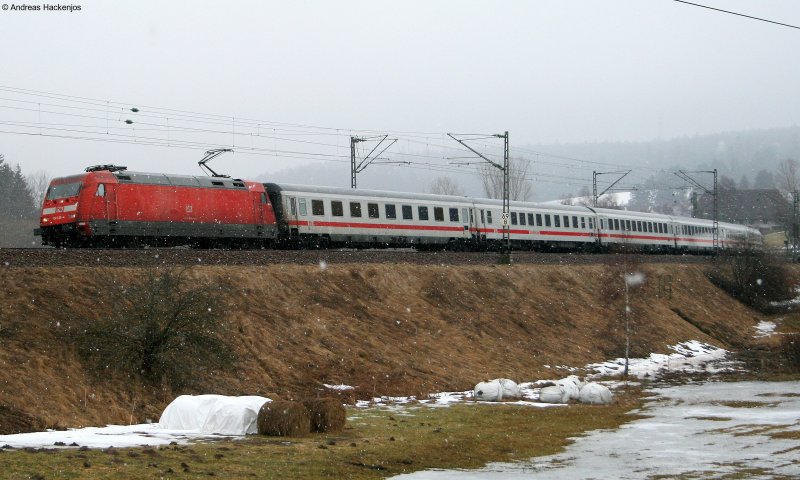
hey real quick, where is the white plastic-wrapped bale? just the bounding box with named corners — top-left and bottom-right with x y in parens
top-left (159, 395), bottom-right (271, 435)
top-left (556, 375), bottom-right (583, 402)
top-left (473, 378), bottom-right (520, 401)
top-left (539, 385), bottom-right (569, 404)
top-left (578, 382), bottom-right (614, 405)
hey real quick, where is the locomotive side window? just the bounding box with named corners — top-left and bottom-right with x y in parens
top-left (350, 202), bottom-right (362, 217)
top-left (386, 204), bottom-right (397, 219)
top-left (511, 212), bottom-right (518, 225)
top-left (95, 184), bottom-right (105, 197)
top-left (554, 215), bottom-right (560, 228)
top-left (331, 201), bottom-right (344, 217)
top-left (299, 199), bottom-right (308, 216)
top-left (368, 203), bottom-right (379, 219)
top-left (434, 207), bottom-right (444, 222)
top-left (261, 193), bottom-right (268, 204)
top-left (544, 214), bottom-right (551, 227)
top-left (486, 211), bottom-right (493, 224)
top-left (519, 213), bottom-right (526, 226)
top-left (418, 206), bottom-right (429, 221)
top-left (536, 213), bottom-right (542, 226)
top-left (311, 200), bottom-right (324, 216)
top-left (449, 208), bottom-right (459, 222)
top-left (402, 205), bottom-right (413, 220)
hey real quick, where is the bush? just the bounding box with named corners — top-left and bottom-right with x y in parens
top-left (69, 267), bottom-right (236, 388)
top-left (707, 249), bottom-right (795, 312)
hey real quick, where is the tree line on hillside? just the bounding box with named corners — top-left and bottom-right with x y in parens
top-left (0, 154), bottom-right (38, 220)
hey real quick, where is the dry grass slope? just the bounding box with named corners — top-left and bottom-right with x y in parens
top-left (0, 261), bottom-right (777, 430)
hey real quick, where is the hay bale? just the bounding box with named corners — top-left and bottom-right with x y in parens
top-left (302, 398), bottom-right (346, 433)
top-left (257, 401), bottom-right (310, 437)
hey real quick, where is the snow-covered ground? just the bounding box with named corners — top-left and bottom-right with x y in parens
top-left (754, 320), bottom-right (777, 337)
top-left (392, 380), bottom-right (800, 479)
top-left (0, 341), bottom-right (738, 450)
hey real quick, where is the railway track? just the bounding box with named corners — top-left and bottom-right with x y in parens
top-left (0, 247), bottom-right (712, 268)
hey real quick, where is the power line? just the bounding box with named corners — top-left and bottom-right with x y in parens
top-left (673, 0), bottom-right (800, 30)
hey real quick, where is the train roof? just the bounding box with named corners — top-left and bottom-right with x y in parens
top-left (264, 183), bottom-right (596, 213)
top-left (81, 169), bottom-right (254, 189)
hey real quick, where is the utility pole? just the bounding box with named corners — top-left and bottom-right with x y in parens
top-left (593, 170), bottom-right (631, 207)
top-left (793, 190), bottom-right (799, 249)
top-left (447, 132), bottom-right (511, 257)
top-left (350, 135), bottom-right (400, 189)
top-left (675, 169), bottom-right (718, 250)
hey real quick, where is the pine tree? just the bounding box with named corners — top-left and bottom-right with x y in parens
top-left (0, 154), bottom-right (37, 219)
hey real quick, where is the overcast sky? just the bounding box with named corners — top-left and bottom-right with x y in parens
top-left (1, 0), bottom-right (799, 181)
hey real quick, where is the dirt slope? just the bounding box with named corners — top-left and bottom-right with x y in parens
top-left (0, 262), bottom-right (765, 431)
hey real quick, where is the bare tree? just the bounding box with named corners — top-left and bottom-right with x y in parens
top-left (777, 158), bottom-right (799, 194)
top-left (428, 176), bottom-right (464, 196)
top-left (26, 170), bottom-right (51, 208)
top-left (479, 156), bottom-right (533, 201)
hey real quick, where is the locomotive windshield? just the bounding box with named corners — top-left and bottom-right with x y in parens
top-left (46, 182), bottom-right (82, 200)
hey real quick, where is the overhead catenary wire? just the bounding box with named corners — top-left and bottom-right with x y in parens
top-left (673, 0), bottom-right (800, 30)
top-left (0, 85), bottom-right (647, 192)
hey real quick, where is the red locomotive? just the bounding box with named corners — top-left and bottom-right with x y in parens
top-left (35, 165), bottom-right (277, 247)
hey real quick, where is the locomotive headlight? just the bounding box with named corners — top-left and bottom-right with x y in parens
top-left (42, 218), bottom-right (49, 223)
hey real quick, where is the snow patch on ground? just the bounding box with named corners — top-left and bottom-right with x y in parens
top-left (323, 383), bottom-right (355, 391)
top-left (754, 320), bottom-right (777, 337)
top-left (585, 340), bottom-right (737, 379)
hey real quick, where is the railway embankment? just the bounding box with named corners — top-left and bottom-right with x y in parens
top-left (0, 261), bottom-right (786, 432)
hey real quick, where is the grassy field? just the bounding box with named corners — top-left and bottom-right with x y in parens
top-left (1, 389), bottom-right (642, 480)
top-left (764, 231), bottom-right (788, 249)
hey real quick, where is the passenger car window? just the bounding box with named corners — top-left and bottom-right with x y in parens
top-left (418, 206), bottom-right (429, 221)
top-left (449, 208), bottom-right (459, 222)
top-left (536, 213), bottom-right (542, 226)
top-left (511, 212), bottom-right (518, 225)
top-left (368, 203), bottom-right (379, 219)
top-left (311, 200), bottom-right (324, 216)
top-left (572, 216), bottom-right (578, 228)
top-left (331, 201), bottom-right (344, 217)
top-left (434, 207), bottom-right (444, 222)
top-left (487, 211), bottom-right (493, 224)
top-left (299, 199), bottom-right (308, 216)
top-left (544, 214), bottom-right (551, 227)
top-left (402, 205), bottom-right (413, 220)
top-left (386, 204), bottom-right (397, 219)
top-left (350, 202), bottom-right (362, 218)
top-left (554, 215), bottom-right (560, 228)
